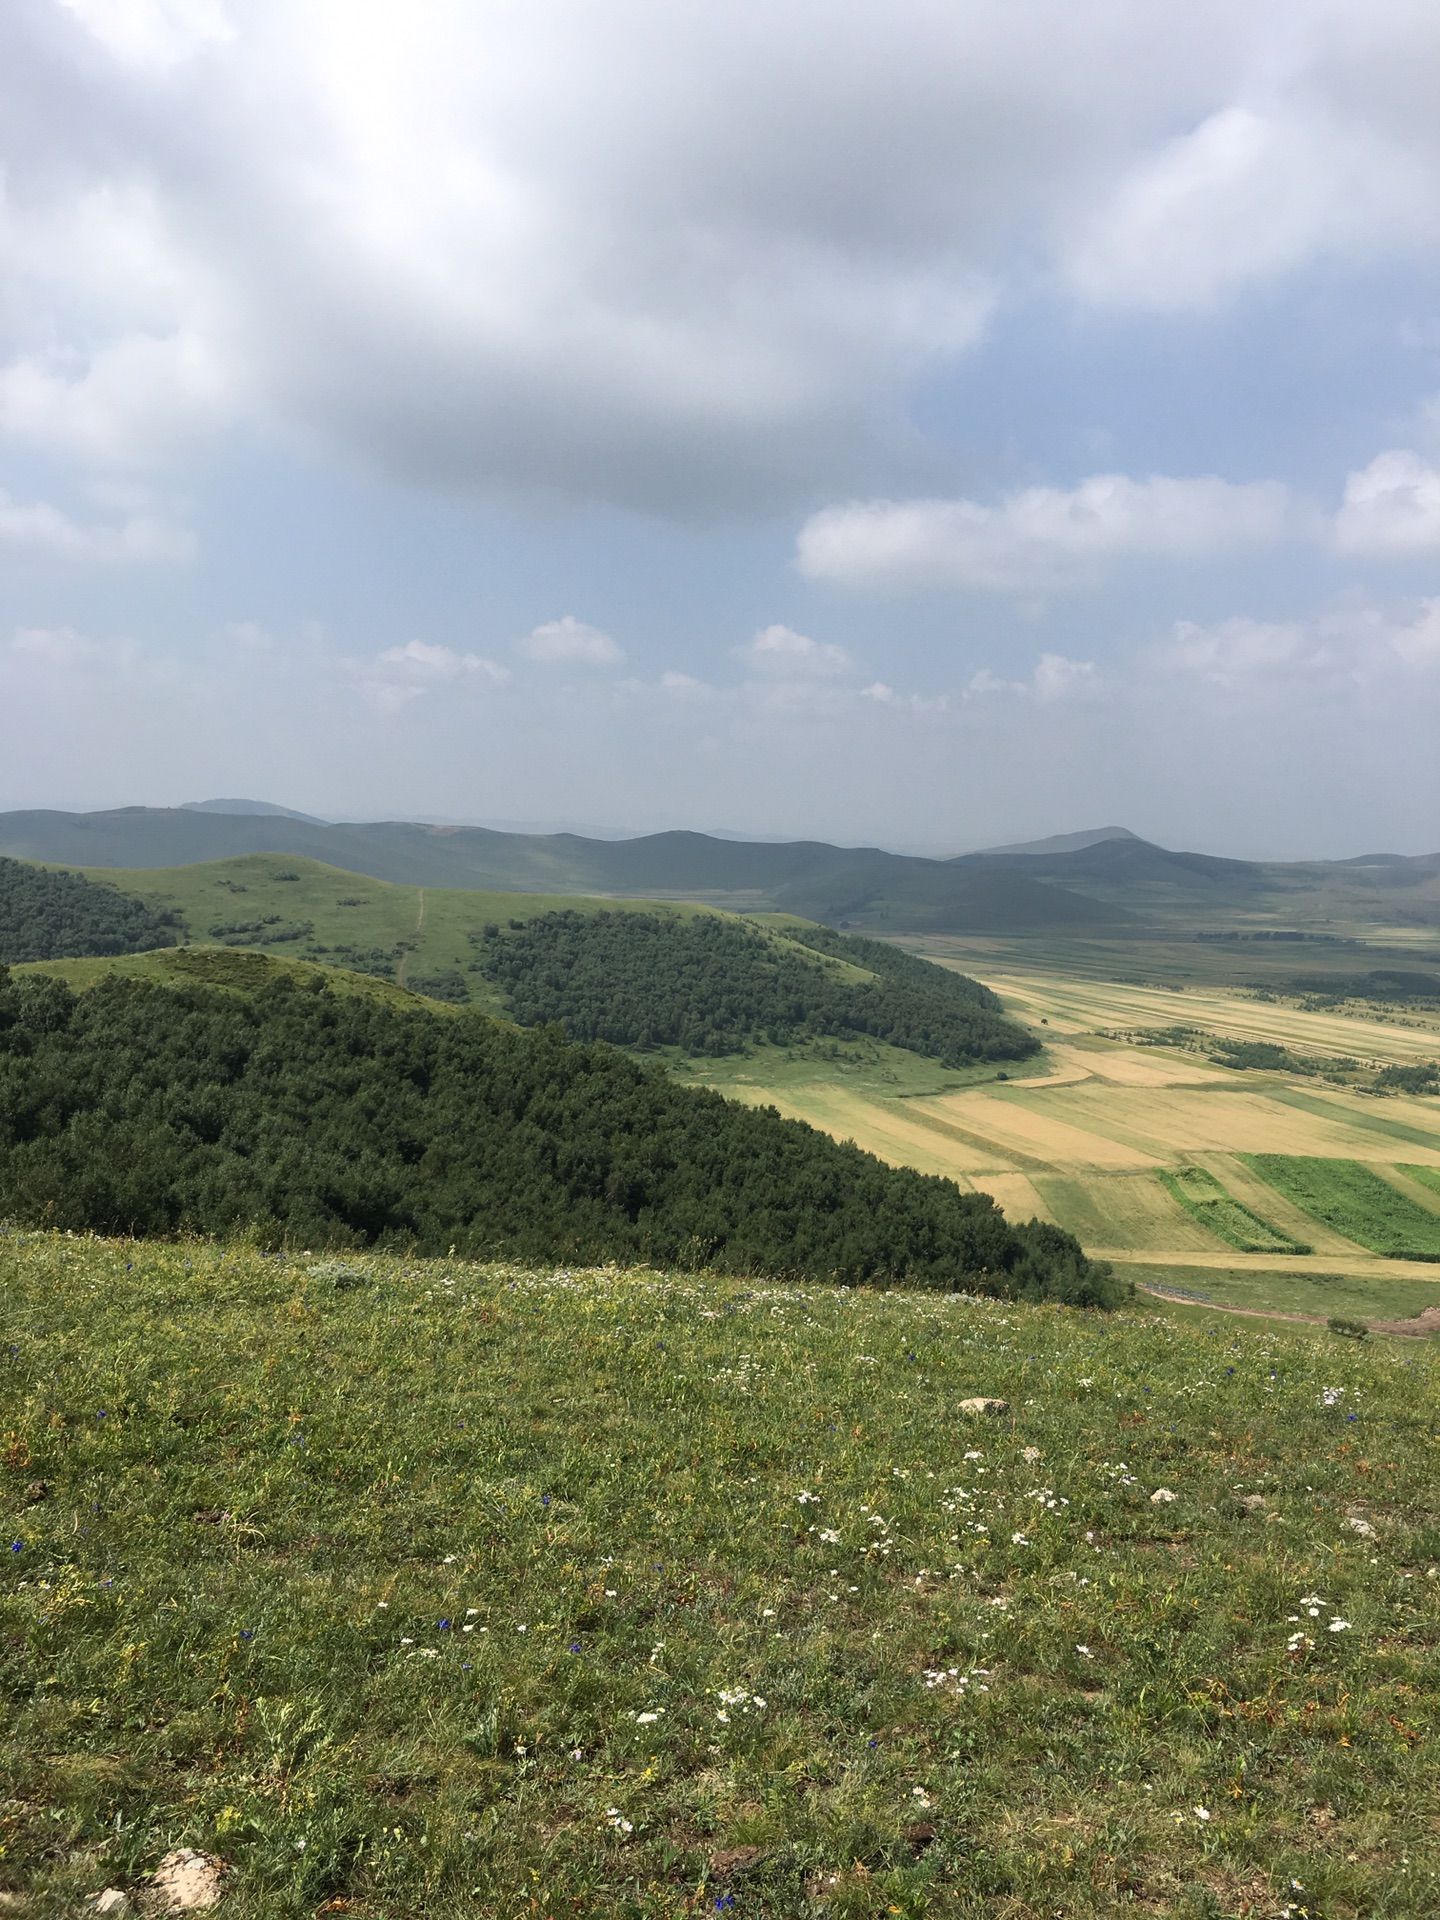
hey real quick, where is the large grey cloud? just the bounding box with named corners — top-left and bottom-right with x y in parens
top-left (3, 0), bottom-right (1439, 516)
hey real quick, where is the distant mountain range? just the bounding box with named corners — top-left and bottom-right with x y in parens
top-left (3, 805), bottom-right (1437, 934)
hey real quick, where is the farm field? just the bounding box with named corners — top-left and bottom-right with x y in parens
top-left (707, 952), bottom-right (1440, 1326)
top-left (1243, 1156), bottom-right (1440, 1262)
top-left (1157, 1166), bottom-right (1309, 1255)
top-left (4, 1231), bottom-right (1438, 1917)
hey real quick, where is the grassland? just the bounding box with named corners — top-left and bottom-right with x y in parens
top-left (39, 854), bottom-right (949, 1034)
top-left (4, 1231), bottom-right (1439, 1917)
top-left (1157, 1167), bottom-right (1311, 1256)
top-left (11, 944), bottom-right (463, 1012)
top-left (1243, 1157), bottom-right (1440, 1263)
top-left (50, 853), bottom-right (739, 1012)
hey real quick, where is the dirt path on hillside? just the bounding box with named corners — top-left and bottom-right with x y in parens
top-left (1139, 1286), bottom-right (1440, 1339)
top-left (396, 888), bottom-right (426, 988)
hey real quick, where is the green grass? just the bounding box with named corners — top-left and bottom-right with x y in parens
top-left (1243, 1156), bottom-right (1440, 1262)
top-left (13, 945), bottom-right (462, 1012)
top-left (4, 1233), bottom-right (1439, 1916)
top-left (676, 1037), bottom-right (1020, 1102)
top-left (61, 853), bottom-right (735, 1012)
top-left (55, 854), bottom-right (949, 1027)
top-left (1158, 1166), bottom-right (1312, 1255)
top-left (1127, 1260), bottom-right (1440, 1326)
top-left (1404, 1164), bottom-right (1440, 1204)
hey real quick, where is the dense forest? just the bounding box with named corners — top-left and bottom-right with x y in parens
top-left (0, 856), bottom-right (181, 964)
top-left (0, 968), bottom-right (1115, 1303)
top-left (471, 911), bottom-right (1037, 1065)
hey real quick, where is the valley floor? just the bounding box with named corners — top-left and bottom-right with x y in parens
top-left (704, 953), bottom-right (1440, 1330)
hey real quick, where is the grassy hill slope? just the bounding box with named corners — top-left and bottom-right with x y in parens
top-left (4, 1233), bottom-right (1436, 1915)
top-left (14, 857), bottom-right (1042, 1071)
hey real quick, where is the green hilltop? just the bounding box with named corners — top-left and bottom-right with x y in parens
top-left (11, 854), bottom-right (1041, 1075)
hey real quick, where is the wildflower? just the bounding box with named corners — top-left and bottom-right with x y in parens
top-left (604, 1807), bottom-right (634, 1835)
top-left (1328, 1617), bottom-right (1352, 1633)
top-left (1150, 1488), bottom-right (1178, 1505)
top-left (1075, 1644), bottom-right (1093, 1657)
top-left (634, 1710), bottom-right (663, 1724)
top-left (911, 1787), bottom-right (932, 1808)
top-left (1193, 1806), bottom-right (1211, 1823)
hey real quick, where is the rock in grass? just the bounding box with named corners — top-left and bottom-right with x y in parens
top-left (708, 1845), bottom-right (767, 1879)
top-left (958, 1396), bottom-right (1009, 1417)
top-left (87, 1893), bottom-right (133, 1916)
top-left (1150, 1487), bottom-right (1178, 1505)
top-left (144, 1852), bottom-right (225, 1913)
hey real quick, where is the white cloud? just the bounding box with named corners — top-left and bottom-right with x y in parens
top-left (738, 623), bottom-right (853, 678)
top-left (796, 473), bottom-right (1305, 592)
top-left (1157, 617), bottom-right (1329, 688)
top-left (2, 623), bottom-right (153, 681)
top-left (0, 488), bottom-right (193, 563)
top-left (1389, 599), bottom-right (1440, 665)
top-left (377, 639), bottom-right (511, 682)
top-left (356, 637), bottom-right (511, 712)
top-left (0, 332), bottom-right (231, 468)
top-left (966, 652), bottom-right (1100, 703)
top-left (9, 625), bottom-right (108, 669)
top-left (1063, 105), bottom-right (1437, 312)
top-left (1154, 596), bottom-right (1440, 685)
top-left (517, 617), bottom-right (623, 668)
top-left (6, 3), bottom-right (1440, 510)
top-left (1333, 450), bottom-right (1440, 555)
top-left (55, 0), bottom-right (234, 72)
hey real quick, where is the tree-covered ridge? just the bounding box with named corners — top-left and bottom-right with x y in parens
top-left (471, 910), bottom-right (1038, 1066)
top-left (0, 856), bottom-right (182, 964)
top-left (0, 968), bottom-right (1114, 1303)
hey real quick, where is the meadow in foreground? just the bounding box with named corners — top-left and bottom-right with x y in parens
top-left (3, 1233), bottom-right (1438, 1918)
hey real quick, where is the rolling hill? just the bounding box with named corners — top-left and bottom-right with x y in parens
top-left (6, 806), bottom-right (1440, 935)
top-left (8, 854), bottom-right (1039, 1070)
top-left (0, 809), bottom-right (1124, 934)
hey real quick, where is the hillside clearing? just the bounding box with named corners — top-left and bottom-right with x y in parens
top-left (3, 1232), bottom-right (1438, 1916)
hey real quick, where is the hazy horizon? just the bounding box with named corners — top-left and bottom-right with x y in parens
top-left (3, 2), bottom-right (1438, 858)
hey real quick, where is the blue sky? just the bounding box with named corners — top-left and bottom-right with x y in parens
top-left (1, 0), bottom-right (1438, 855)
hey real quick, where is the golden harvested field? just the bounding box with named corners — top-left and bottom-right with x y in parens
top-left (710, 963), bottom-right (1440, 1313)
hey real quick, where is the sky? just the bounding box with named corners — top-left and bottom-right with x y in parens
top-left (1, 0), bottom-right (1439, 857)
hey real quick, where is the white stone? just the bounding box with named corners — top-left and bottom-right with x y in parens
top-left (146, 1851), bottom-right (225, 1913)
top-left (88, 1894), bottom-right (134, 1917)
top-left (958, 1397), bottom-right (1009, 1417)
